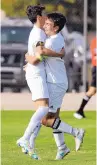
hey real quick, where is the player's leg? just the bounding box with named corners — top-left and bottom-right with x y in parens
top-left (29, 123), bottom-right (42, 150)
top-left (17, 99), bottom-right (49, 154)
top-left (53, 129), bottom-right (70, 160)
top-left (42, 115), bottom-right (85, 151)
top-left (23, 99), bottom-right (49, 140)
top-left (74, 66), bottom-right (96, 119)
top-left (42, 83), bottom-right (70, 160)
top-left (74, 86), bottom-right (96, 119)
top-left (28, 99), bottom-right (71, 160)
top-left (17, 77), bottom-right (49, 141)
top-left (17, 77), bottom-right (49, 159)
top-left (46, 110), bottom-right (70, 160)
top-left (28, 107), bottom-right (69, 160)
top-left (42, 83), bottom-right (85, 152)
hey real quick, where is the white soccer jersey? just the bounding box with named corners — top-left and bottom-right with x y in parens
top-left (44, 33), bottom-right (68, 86)
top-left (26, 25), bottom-right (46, 79)
top-left (25, 25), bottom-right (49, 101)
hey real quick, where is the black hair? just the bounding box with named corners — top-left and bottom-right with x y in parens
top-left (26, 5), bottom-right (45, 24)
top-left (47, 12), bottom-right (66, 33)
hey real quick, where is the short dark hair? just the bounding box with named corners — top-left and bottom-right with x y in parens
top-left (26, 5), bottom-right (45, 24)
top-left (47, 12), bottom-right (66, 33)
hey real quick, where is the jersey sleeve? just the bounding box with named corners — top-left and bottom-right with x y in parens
top-left (34, 32), bottom-right (46, 47)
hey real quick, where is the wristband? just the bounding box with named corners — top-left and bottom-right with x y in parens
top-left (43, 55), bottom-right (48, 59)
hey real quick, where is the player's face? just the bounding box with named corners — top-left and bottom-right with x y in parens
top-left (44, 18), bottom-right (58, 36)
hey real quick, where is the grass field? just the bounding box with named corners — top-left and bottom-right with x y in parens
top-left (1, 110), bottom-right (96, 165)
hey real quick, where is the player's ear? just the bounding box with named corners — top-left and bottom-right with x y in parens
top-left (37, 15), bottom-right (42, 21)
top-left (54, 26), bottom-right (59, 33)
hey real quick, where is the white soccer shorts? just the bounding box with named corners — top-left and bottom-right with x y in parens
top-left (26, 76), bottom-right (49, 101)
top-left (47, 83), bottom-right (68, 113)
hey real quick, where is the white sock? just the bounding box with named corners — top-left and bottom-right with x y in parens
top-left (30, 123), bottom-right (42, 149)
top-left (57, 121), bottom-right (77, 136)
top-left (23, 106), bottom-right (49, 141)
top-left (53, 129), bottom-right (66, 150)
top-left (83, 95), bottom-right (90, 101)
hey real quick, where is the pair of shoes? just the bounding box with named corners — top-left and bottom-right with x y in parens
top-left (55, 147), bottom-right (70, 160)
top-left (73, 112), bottom-right (86, 119)
top-left (75, 128), bottom-right (85, 151)
top-left (16, 137), bottom-right (39, 160)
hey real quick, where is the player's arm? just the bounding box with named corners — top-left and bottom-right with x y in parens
top-left (36, 37), bottom-right (65, 58)
top-left (25, 52), bottom-right (42, 65)
top-left (25, 47), bottom-right (64, 64)
top-left (25, 41), bottom-right (65, 64)
top-left (37, 46), bottom-right (64, 58)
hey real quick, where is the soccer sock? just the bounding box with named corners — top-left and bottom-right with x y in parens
top-left (23, 106), bottom-right (49, 141)
top-left (78, 95), bottom-right (91, 114)
top-left (30, 123), bottom-right (42, 149)
top-left (52, 118), bottom-right (78, 137)
top-left (57, 121), bottom-right (79, 137)
top-left (53, 129), bottom-right (66, 150)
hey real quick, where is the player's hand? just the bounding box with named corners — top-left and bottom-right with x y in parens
top-left (36, 52), bottom-right (43, 61)
top-left (60, 48), bottom-right (65, 57)
top-left (25, 54), bottom-right (33, 64)
top-left (36, 46), bottom-right (43, 56)
top-left (25, 53), bottom-right (41, 65)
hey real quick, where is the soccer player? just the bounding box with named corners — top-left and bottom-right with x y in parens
top-left (25, 12), bottom-right (85, 160)
top-left (17, 5), bottom-right (66, 160)
top-left (74, 37), bottom-right (97, 119)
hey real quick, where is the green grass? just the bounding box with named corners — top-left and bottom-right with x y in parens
top-left (1, 111), bottom-right (96, 165)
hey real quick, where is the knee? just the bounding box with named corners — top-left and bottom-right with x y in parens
top-left (92, 88), bottom-right (96, 95)
top-left (41, 113), bottom-right (55, 127)
top-left (86, 87), bottom-right (96, 97)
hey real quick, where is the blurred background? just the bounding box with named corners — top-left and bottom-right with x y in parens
top-left (1, 0), bottom-right (96, 93)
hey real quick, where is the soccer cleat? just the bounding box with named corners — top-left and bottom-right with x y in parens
top-left (29, 149), bottom-right (39, 160)
top-left (73, 112), bottom-right (86, 119)
top-left (75, 128), bottom-right (85, 151)
top-left (22, 147), bottom-right (28, 154)
top-left (55, 147), bottom-right (70, 160)
top-left (16, 137), bottom-right (29, 154)
top-left (17, 137), bottom-right (39, 159)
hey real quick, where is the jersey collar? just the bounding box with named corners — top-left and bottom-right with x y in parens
top-left (49, 33), bottom-right (60, 39)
